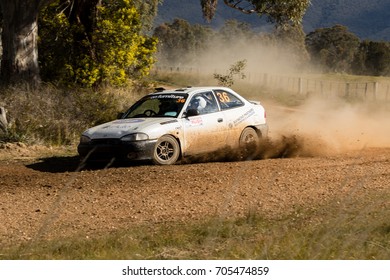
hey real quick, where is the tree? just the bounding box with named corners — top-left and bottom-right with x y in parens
top-left (153, 18), bottom-right (214, 65)
top-left (353, 41), bottom-right (390, 76)
top-left (39, 0), bottom-right (157, 87)
top-left (200, 0), bottom-right (310, 66)
top-left (153, 19), bottom-right (194, 65)
top-left (201, 0), bottom-right (310, 26)
top-left (214, 59), bottom-right (247, 86)
top-left (134, 0), bottom-right (162, 32)
top-left (273, 23), bottom-right (309, 64)
top-left (363, 41), bottom-right (390, 76)
top-left (0, 0), bottom-right (53, 86)
top-left (305, 25), bottom-right (360, 73)
top-left (218, 19), bottom-right (254, 43)
top-left (0, 0), bottom-right (159, 87)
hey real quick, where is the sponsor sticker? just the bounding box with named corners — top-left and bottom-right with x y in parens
top-left (150, 94), bottom-right (186, 100)
top-left (233, 108), bottom-right (255, 126)
top-left (113, 119), bottom-right (145, 123)
top-left (186, 116), bottom-right (203, 127)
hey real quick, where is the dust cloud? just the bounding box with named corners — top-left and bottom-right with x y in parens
top-left (195, 39), bottom-right (390, 158)
top-left (162, 34), bottom-right (390, 159)
top-left (196, 40), bottom-right (301, 76)
top-left (264, 96), bottom-right (390, 158)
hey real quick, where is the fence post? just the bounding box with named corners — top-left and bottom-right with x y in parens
top-left (298, 77), bottom-right (303, 95)
top-left (345, 83), bottom-right (350, 97)
top-left (263, 73), bottom-right (268, 87)
top-left (373, 82), bottom-right (378, 100)
top-left (364, 83), bottom-right (368, 99)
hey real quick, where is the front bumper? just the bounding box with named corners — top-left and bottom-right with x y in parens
top-left (78, 139), bottom-right (158, 162)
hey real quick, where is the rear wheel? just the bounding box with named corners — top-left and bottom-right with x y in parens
top-left (152, 135), bottom-right (180, 165)
top-left (239, 127), bottom-right (260, 160)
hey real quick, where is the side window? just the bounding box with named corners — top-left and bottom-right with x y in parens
top-left (188, 92), bottom-right (219, 115)
top-left (215, 90), bottom-right (244, 110)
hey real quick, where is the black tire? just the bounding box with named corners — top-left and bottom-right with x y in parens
top-left (239, 127), bottom-right (260, 160)
top-left (152, 135), bottom-right (180, 165)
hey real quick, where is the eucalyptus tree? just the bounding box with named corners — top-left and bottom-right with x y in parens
top-left (39, 0), bottom-right (158, 87)
top-left (200, 0), bottom-right (311, 65)
top-left (200, 0), bottom-right (310, 26)
top-left (305, 25), bottom-right (360, 73)
top-left (0, 0), bottom-right (53, 86)
top-left (0, 0), bottom-right (160, 87)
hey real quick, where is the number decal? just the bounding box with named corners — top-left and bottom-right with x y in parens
top-left (216, 92), bottom-right (230, 103)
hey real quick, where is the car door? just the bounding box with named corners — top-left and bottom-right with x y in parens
top-left (182, 91), bottom-right (228, 156)
top-left (214, 89), bottom-right (247, 148)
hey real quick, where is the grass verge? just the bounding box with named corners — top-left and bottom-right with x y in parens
top-left (3, 193), bottom-right (390, 260)
top-left (0, 84), bottom-right (149, 145)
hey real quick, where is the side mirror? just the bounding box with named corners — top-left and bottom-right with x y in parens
top-left (184, 108), bottom-right (199, 118)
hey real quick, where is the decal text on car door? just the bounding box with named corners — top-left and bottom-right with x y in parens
top-left (233, 108), bottom-right (255, 126)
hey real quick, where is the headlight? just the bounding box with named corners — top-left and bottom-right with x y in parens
top-left (80, 135), bottom-right (91, 144)
top-left (121, 133), bottom-right (149, 142)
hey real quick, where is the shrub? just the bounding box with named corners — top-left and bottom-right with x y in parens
top-left (39, 0), bottom-right (157, 88)
top-left (0, 84), bottom-right (146, 145)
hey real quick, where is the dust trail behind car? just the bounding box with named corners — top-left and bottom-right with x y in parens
top-left (263, 95), bottom-right (390, 158)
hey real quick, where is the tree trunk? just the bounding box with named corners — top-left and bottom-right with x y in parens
top-left (0, 0), bottom-right (41, 86)
top-left (0, 106), bottom-right (8, 133)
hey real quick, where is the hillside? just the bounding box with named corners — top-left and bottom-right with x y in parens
top-left (155, 0), bottom-right (390, 40)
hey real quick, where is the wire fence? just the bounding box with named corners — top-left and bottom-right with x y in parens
top-left (153, 66), bottom-right (390, 102)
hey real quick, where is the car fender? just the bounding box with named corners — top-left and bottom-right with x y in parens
top-left (141, 119), bottom-right (183, 140)
top-left (148, 119), bottom-right (185, 155)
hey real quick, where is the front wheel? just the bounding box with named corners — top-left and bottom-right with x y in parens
top-left (239, 127), bottom-right (260, 160)
top-left (152, 135), bottom-right (181, 165)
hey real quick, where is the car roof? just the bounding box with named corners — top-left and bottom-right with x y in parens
top-left (153, 86), bottom-right (233, 95)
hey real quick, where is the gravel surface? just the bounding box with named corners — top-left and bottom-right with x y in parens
top-left (0, 146), bottom-right (389, 247)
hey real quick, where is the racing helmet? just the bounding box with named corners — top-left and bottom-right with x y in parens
top-left (192, 96), bottom-right (207, 111)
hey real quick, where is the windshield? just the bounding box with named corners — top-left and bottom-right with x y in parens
top-left (123, 93), bottom-right (188, 118)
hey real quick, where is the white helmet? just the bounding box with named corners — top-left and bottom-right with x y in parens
top-left (193, 96), bottom-right (207, 110)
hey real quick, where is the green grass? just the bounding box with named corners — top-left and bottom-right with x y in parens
top-left (3, 193), bottom-right (390, 260)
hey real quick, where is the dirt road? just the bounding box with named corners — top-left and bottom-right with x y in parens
top-left (0, 145), bottom-right (389, 248)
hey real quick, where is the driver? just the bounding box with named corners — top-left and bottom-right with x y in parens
top-left (189, 96), bottom-right (207, 113)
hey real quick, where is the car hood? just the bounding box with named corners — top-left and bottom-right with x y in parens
top-left (83, 118), bottom-right (175, 139)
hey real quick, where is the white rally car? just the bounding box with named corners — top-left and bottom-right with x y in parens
top-left (78, 86), bottom-right (268, 165)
